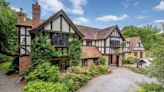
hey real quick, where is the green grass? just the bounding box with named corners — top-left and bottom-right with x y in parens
top-left (124, 65), bottom-right (146, 74)
top-left (0, 62), bottom-right (12, 71)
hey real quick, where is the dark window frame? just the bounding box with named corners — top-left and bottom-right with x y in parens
top-left (93, 58), bottom-right (99, 65)
top-left (86, 40), bottom-right (92, 46)
top-left (51, 33), bottom-right (69, 47)
top-left (110, 40), bottom-right (120, 47)
top-left (82, 59), bottom-right (88, 67)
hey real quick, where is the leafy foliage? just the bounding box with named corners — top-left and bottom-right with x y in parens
top-left (0, 53), bottom-right (13, 63)
top-left (24, 80), bottom-right (68, 92)
top-left (137, 82), bottom-right (164, 92)
top-left (121, 25), bottom-right (160, 50)
top-left (89, 65), bottom-right (108, 76)
top-left (123, 55), bottom-right (136, 64)
top-left (26, 62), bottom-right (60, 82)
top-left (0, 0), bottom-right (18, 54)
top-left (146, 38), bottom-right (164, 85)
top-left (0, 62), bottom-right (11, 71)
top-left (31, 33), bottom-right (54, 66)
top-left (98, 57), bottom-right (106, 65)
top-left (63, 66), bottom-right (92, 91)
top-left (69, 38), bottom-right (82, 66)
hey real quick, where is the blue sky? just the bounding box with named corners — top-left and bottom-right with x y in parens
top-left (7, 0), bottom-right (164, 29)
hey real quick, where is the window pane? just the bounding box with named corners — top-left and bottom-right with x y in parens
top-left (20, 36), bottom-right (25, 45)
top-left (26, 36), bottom-right (31, 45)
top-left (20, 27), bottom-right (25, 35)
top-left (20, 47), bottom-right (25, 54)
top-left (26, 46), bottom-right (31, 54)
top-left (51, 33), bottom-right (68, 47)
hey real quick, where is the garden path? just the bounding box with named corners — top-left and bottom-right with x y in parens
top-left (0, 70), bottom-right (23, 92)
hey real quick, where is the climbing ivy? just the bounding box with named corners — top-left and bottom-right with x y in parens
top-left (31, 33), bottom-right (54, 66)
top-left (68, 38), bottom-right (82, 66)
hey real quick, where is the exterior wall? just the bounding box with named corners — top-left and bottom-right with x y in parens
top-left (19, 56), bottom-right (32, 74)
top-left (102, 55), bottom-right (122, 67)
top-left (80, 59), bottom-right (94, 68)
top-left (87, 59), bottom-right (94, 68)
top-left (124, 51), bottom-right (145, 59)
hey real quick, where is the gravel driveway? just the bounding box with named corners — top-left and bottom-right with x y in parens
top-left (78, 68), bottom-right (157, 92)
top-left (0, 70), bottom-right (23, 92)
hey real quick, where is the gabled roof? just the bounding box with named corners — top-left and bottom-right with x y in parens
top-left (125, 37), bottom-right (143, 51)
top-left (81, 46), bottom-right (102, 59)
top-left (76, 25), bottom-right (100, 40)
top-left (76, 25), bottom-right (125, 40)
top-left (30, 10), bottom-right (84, 37)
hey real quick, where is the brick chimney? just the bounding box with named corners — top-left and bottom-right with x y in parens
top-left (17, 8), bottom-right (26, 23)
top-left (32, 2), bottom-right (41, 27)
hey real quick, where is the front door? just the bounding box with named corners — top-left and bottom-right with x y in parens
top-left (108, 55), bottom-right (113, 66)
top-left (116, 55), bottom-right (119, 67)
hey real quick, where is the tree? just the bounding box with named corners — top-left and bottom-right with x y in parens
top-left (121, 25), bottom-right (160, 50)
top-left (69, 38), bottom-right (82, 66)
top-left (146, 34), bottom-right (164, 86)
top-left (31, 33), bottom-right (54, 65)
top-left (0, 0), bottom-right (18, 54)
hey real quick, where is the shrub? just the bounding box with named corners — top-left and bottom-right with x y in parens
top-left (0, 54), bottom-right (13, 63)
top-left (0, 62), bottom-right (11, 71)
top-left (66, 66), bottom-right (91, 76)
top-left (24, 80), bottom-right (68, 92)
top-left (69, 38), bottom-right (82, 66)
top-left (26, 62), bottom-right (60, 82)
top-left (137, 82), bottom-right (164, 92)
top-left (123, 55), bottom-right (136, 64)
top-left (98, 57), bottom-right (106, 65)
top-left (31, 33), bottom-right (54, 66)
top-left (63, 66), bottom-right (92, 91)
top-left (8, 56), bottom-right (19, 73)
top-left (89, 65), bottom-right (108, 77)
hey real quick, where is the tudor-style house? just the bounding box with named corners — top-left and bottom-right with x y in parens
top-left (77, 25), bottom-right (125, 67)
top-left (123, 37), bottom-right (145, 59)
top-left (16, 2), bottom-right (125, 73)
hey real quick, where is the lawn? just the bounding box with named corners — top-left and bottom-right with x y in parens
top-left (124, 65), bottom-right (146, 74)
top-left (0, 62), bottom-right (12, 71)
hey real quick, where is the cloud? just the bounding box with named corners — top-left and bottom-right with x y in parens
top-left (136, 15), bottom-right (149, 19)
top-left (134, 2), bottom-right (139, 6)
top-left (73, 17), bottom-right (90, 24)
top-left (154, 19), bottom-right (164, 23)
top-left (68, 0), bottom-right (87, 15)
top-left (153, 1), bottom-right (164, 11)
top-left (96, 14), bottom-right (129, 22)
top-left (38, 0), bottom-right (65, 17)
top-left (121, 0), bottom-right (131, 8)
top-left (11, 6), bottom-right (21, 12)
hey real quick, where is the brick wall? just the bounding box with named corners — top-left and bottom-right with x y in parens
top-left (19, 56), bottom-right (32, 74)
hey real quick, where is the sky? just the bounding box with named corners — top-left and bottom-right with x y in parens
top-left (7, 0), bottom-right (164, 29)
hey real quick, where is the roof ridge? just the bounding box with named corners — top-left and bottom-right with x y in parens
top-left (76, 25), bottom-right (101, 30)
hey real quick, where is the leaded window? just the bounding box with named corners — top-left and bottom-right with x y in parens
top-left (51, 33), bottom-right (68, 47)
top-left (110, 40), bottom-right (120, 47)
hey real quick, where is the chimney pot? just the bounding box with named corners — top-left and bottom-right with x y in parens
top-left (32, 2), bottom-right (41, 27)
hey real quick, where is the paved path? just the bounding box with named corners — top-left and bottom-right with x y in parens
top-left (0, 70), bottom-right (23, 92)
top-left (78, 68), bottom-right (157, 92)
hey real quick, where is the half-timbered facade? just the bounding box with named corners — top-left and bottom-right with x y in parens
top-left (123, 37), bottom-right (145, 59)
top-left (16, 2), bottom-right (125, 73)
top-left (77, 25), bottom-right (125, 67)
